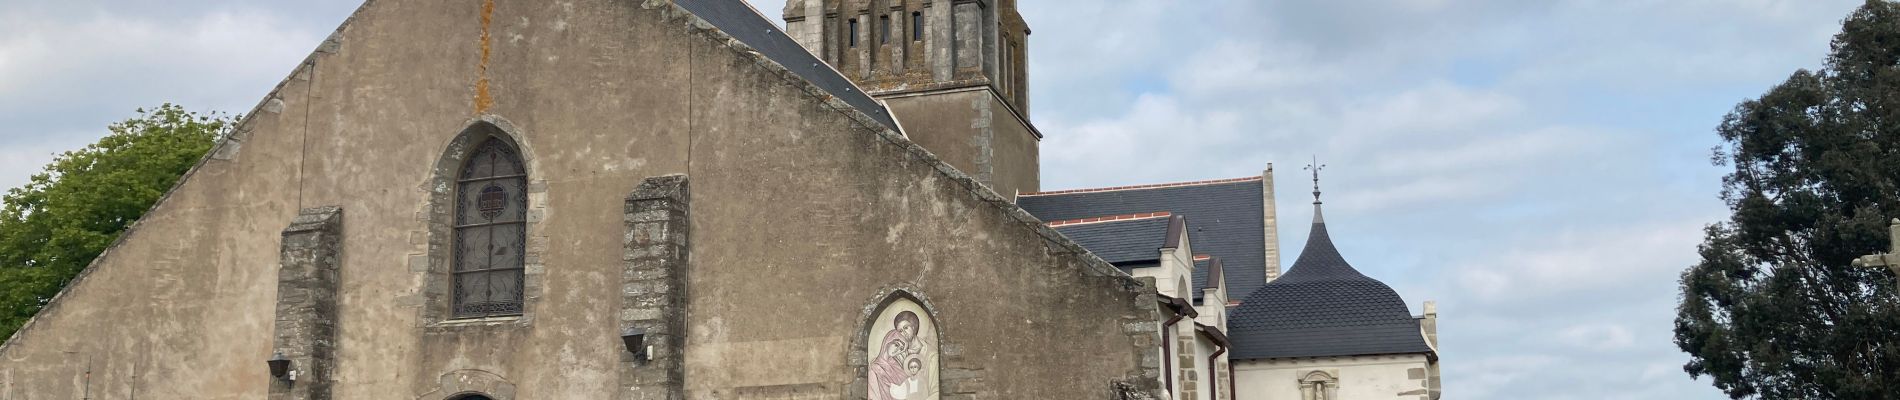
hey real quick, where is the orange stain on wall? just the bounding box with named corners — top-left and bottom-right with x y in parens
top-left (473, 0), bottom-right (496, 114)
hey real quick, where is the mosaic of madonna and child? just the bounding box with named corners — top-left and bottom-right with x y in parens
top-left (866, 299), bottom-right (939, 400)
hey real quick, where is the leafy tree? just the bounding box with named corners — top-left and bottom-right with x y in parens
top-left (0, 104), bottom-right (231, 344)
top-left (1678, 1), bottom-right (1900, 398)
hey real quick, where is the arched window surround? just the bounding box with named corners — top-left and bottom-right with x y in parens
top-left (452, 133), bottom-right (528, 318)
top-left (847, 288), bottom-right (949, 400)
top-left (414, 369), bottom-right (516, 400)
top-left (418, 116), bottom-right (547, 327)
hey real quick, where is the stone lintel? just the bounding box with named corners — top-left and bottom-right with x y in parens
top-left (627, 174), bottom-right (689, 202)
top-left (282, 206), bottom-right (342, 235)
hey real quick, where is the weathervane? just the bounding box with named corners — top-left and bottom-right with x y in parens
top-left (1304, 155), bottom-right (1325, 205)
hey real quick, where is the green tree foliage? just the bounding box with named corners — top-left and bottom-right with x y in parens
top-left (1678, 1), bottom-right (1900, 398)
top-left (0, 104), bottom-right (230, 344)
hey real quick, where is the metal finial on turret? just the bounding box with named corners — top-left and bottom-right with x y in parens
top-left (1305, 156), bottom-right (1326, 223)
top-left (1304, 156), bottom-right (1325, 205)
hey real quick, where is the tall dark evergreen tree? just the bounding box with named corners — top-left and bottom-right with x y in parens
top-left (1678, 1), bottom-right (1900, 398)
top-left (0, 104), bottom-right (230, 343)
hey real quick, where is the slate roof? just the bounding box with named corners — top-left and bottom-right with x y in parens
top-left (1019, 178), bottom-right (1268, 301)
top-left (673, 0), bottom-right (899, 130)
top-left (1050, 217), bottom-right (1173, 265)
top-left (1227, 204), bottom-right (1434, 360)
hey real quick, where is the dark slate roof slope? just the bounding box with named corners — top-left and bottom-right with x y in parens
top-left (1227, 205), bottom-right (1433, 360)
top-left (1050, 217), bottom-right (1173, 265)
top-left (673, 0), bottom-right (898, 129)
top-left (1019, 178), bottom-right (1268, 300)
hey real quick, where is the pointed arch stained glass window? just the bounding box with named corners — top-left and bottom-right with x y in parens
top-left (453, 138), bottom-right (527, 318)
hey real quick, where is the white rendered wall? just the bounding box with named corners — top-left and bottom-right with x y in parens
top-left (1193, 337), bottom-right (1217, 400)
top-left (1233, 354), bottom-right (1433, 400)
top-left (1195, 288), bottom-right (1227, 330)
top-left (1156, 235), bottom-right (1197, 300)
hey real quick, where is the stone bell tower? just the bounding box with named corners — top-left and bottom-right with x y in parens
top-left (784, 0), bottom-right (1040, 197)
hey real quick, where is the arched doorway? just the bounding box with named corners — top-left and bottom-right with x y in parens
top-left (454, 395), bottom-right (493, 400)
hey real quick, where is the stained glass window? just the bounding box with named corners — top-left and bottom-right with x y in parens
top-left (453, 137), bottom-right (527, 318)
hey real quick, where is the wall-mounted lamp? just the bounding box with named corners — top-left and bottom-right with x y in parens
top-left (622, 327), bottom-right (650, 362)
top-left (268, 352), bottom-right (298, 382)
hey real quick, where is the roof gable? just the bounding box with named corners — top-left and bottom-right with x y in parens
top-left (1050, 215), bottom-right (1174, 264)
top-left (1018, 178), bottom-right (1270, 300)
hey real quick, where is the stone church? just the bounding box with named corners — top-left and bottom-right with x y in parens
top-left (0, 0), bottom-right (1439, 399)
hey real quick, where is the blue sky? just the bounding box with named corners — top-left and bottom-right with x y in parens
top-left (0, 0), bottom-right (1870, 398)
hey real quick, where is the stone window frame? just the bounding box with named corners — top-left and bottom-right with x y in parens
top-left (848, 18), bottom-right (860, 47)
top-left (1299, 369), bottom-right (1340, 400)
top-left (879, 14), bottom-right (892, 44)
top-left (844, 288), bottom-right (956, 399)
top-left (417, 116), bottom-right (548, 329)
top-left (910, 11), bottom-right (923, 42)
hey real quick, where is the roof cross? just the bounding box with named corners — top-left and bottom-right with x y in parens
top-left (1853, 219), bottom-right (1900, 276)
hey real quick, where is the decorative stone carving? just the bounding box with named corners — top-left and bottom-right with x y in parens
top-left (1298, 369), bottom-right (1340, 400)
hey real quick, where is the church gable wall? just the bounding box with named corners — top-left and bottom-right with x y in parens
top-left (284, 1), bottom-right (703, 397)
top-left (677, 6), bottom-right (1160, 396)
top-left (0, 7), bottom-right (319, 395)
top-left (0, 0), bottom-right (1159, 398)
top-left (1, 0), bottom-right (704, 397)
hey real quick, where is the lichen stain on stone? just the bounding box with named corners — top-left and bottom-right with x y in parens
top-left (473, 0), bottom-right (496, 115)
top-left (884, 221), bottom-right (908, 244)
top-left (601, 157), bottom-right (648, 172)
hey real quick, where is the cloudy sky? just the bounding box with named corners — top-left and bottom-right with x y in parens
top-left (0, 0), bottom-right (1871, 398)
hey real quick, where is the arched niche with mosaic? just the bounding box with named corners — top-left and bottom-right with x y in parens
top-left (864, 294), bottom-right (941, 400)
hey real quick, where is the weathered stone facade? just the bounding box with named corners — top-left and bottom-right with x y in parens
top-left (0, 0), bottom-right (1160, 398)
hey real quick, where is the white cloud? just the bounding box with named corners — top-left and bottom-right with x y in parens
top-left (1040, 94), bottom-right (1257, 186)
top-left (1333, 82), bottom-right (1525, 143)
top-left (1642, 360), bottom-right (1685, 382)
top-left (1169, 40), bottom-right (1343, 97)
top-left (1558, 323), bottom-right (1639, 351)
top-left (1460, 353), bottom-right (1560, 399)
top-left (0, 8), bottom-right (319, 129)
top-left (1452, 219), bottom-right (1706, 303)
top-left (0, 6), bottom-right (326, 192)
top-left (0, 138), bottom-right (87, 192)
